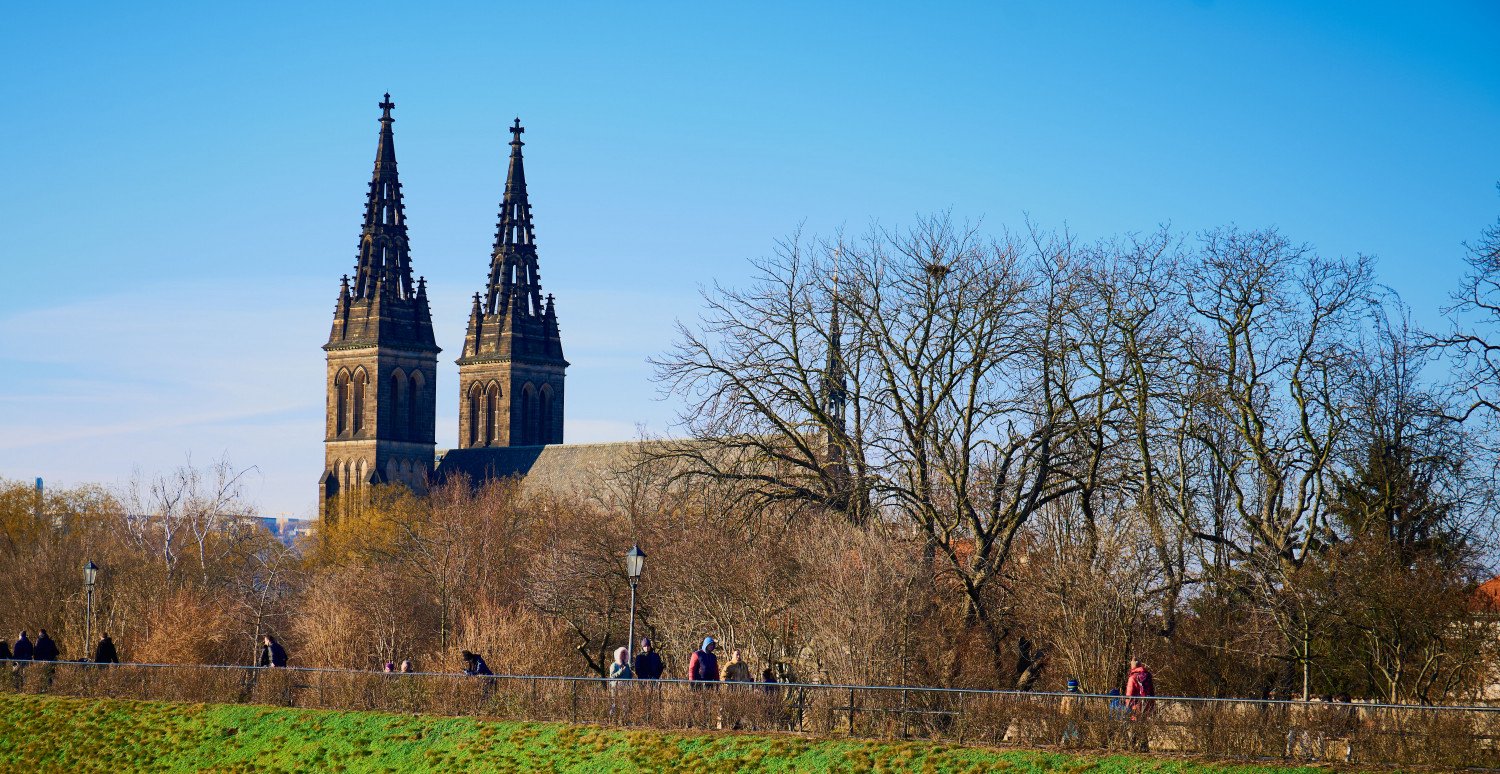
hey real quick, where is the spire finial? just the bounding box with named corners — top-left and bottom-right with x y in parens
top-left (379, 93), bottom-right (395, 122)
top-left (509, 117), bottom-right (524, 146)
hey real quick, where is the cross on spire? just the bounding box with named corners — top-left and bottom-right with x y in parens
top-left (509, 118), bottom-right (525, 146)
top-left (379, 93), bottom-right (395, 122)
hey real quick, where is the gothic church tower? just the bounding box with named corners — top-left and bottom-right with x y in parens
top-left (319, 95), bottom-right (440, 520)
top-left (456, 119), bottom-right (567, 448)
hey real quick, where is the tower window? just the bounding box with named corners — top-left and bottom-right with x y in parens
top-left (408, 371), bottom-right (422, 438)
top-left (352, 368), bottom-right (368, 435)
top-left (335, 371), bottom-right (350, 436)
top-left (484, 382), bottom-right (500, 446)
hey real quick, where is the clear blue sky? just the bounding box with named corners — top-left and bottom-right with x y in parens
top-left (2, 1), bottom-right (1497, 517)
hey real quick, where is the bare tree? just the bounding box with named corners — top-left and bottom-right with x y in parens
top-left (1437, 184), bottom-right (1500, 430)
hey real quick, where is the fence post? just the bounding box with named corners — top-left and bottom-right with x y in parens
top-left (956, 691), bottom-right (966, 745)
top-left (848, 687), bottom-right (856, 735)
top-left (571, 679), bottom-right (579, 724)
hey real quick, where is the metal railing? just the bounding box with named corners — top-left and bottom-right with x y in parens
top-left (2, 659), bottom-right (1497, 768)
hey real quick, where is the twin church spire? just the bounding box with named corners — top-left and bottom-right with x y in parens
top-left (321, 96), bottom-right (567, 518)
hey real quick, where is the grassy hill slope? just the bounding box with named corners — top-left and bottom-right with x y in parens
top-left (0, 693), bottom-right (1324, 773)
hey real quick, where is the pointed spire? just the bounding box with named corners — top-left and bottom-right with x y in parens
top-left (484, 117), bottom-right (543, 318)
top-left (823, 245), bottom-right (847, 427)
top-left (352, 93), bottom-right (415, 301)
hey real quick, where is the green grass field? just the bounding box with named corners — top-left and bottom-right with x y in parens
top-left (0, 692), bottom-right (1336, 773)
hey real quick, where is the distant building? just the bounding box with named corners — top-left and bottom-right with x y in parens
top-left (252, 515), bottom-right (316, 547)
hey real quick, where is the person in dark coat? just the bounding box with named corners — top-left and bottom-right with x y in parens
top-left (0, 640), bottom-right (11, 661)
top-left (32, 630), bottom-right (59, 661)
top-left (92, 634), bottom-right (119, 665)
top-left (634, 638), bottom-right (664, 680)
top-left (258, 635), bottom-right (287, 667)
top-left (688, 637), bottom-right (719, 683)
top-left (460, 650), bottom-right (492, 676)
top-left (12, 632), bottom-right (32, 661)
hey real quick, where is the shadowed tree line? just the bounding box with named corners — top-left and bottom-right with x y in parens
top-left (5, 194), bottom-right (1500, 703)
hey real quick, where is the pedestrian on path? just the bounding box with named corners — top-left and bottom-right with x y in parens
top-left (688, 637), bottom-right (719, 684)
top-left (92, 634), bottom-right (119, 664)
top-left (609, 647), bottom-right (634, 685)
top-left (259, 635), bottom-right (287, 668)
top-left (634, 638), bottom-right (663, 680)
top-left (33, 630), bottom-right (59, 661)
top-left (721, 649), bottom-right (751, 682)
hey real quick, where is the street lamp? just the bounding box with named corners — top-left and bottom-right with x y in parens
top-left (624, 545), bottom-right (646, 669)
top-left (83, 561), bottom-right (99, 659)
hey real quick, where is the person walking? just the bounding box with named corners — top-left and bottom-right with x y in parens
top-left (634, 638), bottom-right (664, 680)
top-left (33, 630), bottom-right (59, 661)
top-left (12, 632), bottom-right (31, 661)
top-left (92, 634), bottom-right (119, 665)
top-left (609, 647), bottom-right (634, 683)
top-left (399, 660), bottom-right (414, 673)
top-left (721, 649), bottom-right (751, 682)
top-left (383, 661), bottom-right (395, 673)
top-left (1125, 659), bottom-right (1155, 719)
top-left (1125, 659), bottom-right (1156, 752)
top-left (688, 637), bottom-right (719, 684)
top-left (0, 640), bottom-right (11, 661)
top-left (461, 650), bottom-right (492, 676)
top-left (1059, 678), bottom-right (1083, 744)
top-left (258, 635), bottom-right (287, 668)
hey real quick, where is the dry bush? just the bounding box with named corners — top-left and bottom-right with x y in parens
top-left (456, 600), bottom-right (575, 676)
top-left (133, 587), bottom-right (243, 665)
top-left (790, 518), bottom-right (927, 686)
top-left (291, 566), bottom-right (439, 669)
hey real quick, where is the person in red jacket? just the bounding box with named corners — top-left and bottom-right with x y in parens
top-left (1125, 659), bottom-right (1155, 720)
top-left (688, 637), bottom-right (719, 684)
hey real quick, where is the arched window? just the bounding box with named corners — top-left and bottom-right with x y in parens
top-left (334, 370), bottom-right (351, 436)
top-left (520, 383), bottom-right (537, 446)
top-left (390, 369), bottom-right (407, 439)
top-left (351, 368), bottom-right (368, 434)
top-left (408, 371), bottom-right (423, 438)
top-left (484, 382), bottom-right (500, 446)
top-left (466, 382), bottom-right (481, 446)
top-left (539, 384), bottom-right (554, 445)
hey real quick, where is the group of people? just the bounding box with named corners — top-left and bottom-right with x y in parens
top-left (1061, 659), bottom-right (1157, 719)
top-left (606, 637), bottom-right (779, 687)
top-left (1, 629), bottom-right (119, 665)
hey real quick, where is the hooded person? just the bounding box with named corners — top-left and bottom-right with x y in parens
top-left (608, 646), bottom-right (634, 684)
top-left (32, 630), bottom-right (59, 661)
top-left (634, 638), bottom-right (664, 680)
top-left (12, 632), bottom-right (32, 661)
top-left (92, 634), bottom-right (119, 665)
top-left (688, 637), bottom-right (719, 683)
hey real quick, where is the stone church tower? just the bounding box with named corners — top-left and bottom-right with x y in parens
top-left (319, 95), bottom-right (440, 520)
top-left (455, 119), bottom-right (567, 448)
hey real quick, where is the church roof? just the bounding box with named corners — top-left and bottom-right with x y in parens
top-left (434, 441), bottom-right (646, 498)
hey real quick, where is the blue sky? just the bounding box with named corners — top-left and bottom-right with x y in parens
top-left (2, 1), bottom-right (1497, 517)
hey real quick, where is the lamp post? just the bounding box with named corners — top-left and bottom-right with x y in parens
top-left (83, 561), bottom-right (99, 659)
top-left (624, 545), bottom-right (646, 669)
